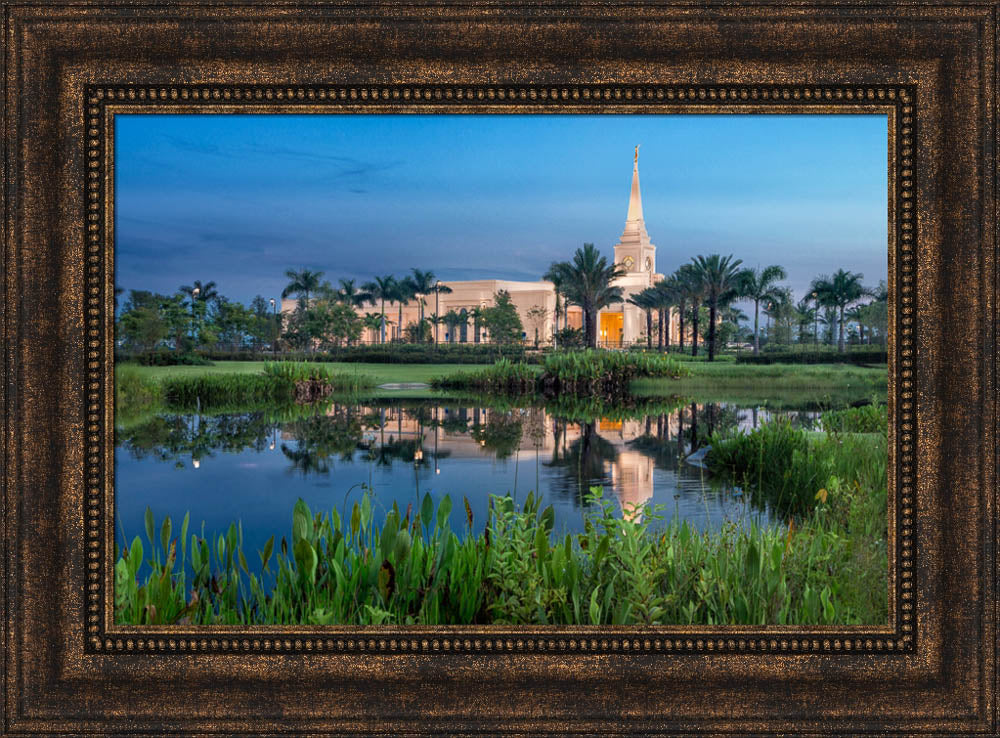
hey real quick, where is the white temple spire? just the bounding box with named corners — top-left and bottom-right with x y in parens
top-left (626, 145), bottom-right (644, 223)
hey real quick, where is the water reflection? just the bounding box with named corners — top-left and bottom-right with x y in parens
top-left (117, 398), bottom-right (820, 550)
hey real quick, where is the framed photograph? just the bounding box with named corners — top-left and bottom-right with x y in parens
top-left (2, 2), bottom-right (996, 735)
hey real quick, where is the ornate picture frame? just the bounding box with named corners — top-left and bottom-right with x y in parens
top-left (2, 3), bottom-right (996, 734)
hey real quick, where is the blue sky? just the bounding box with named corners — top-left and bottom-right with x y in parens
top-left (115, 114), bottom-right (888, 307)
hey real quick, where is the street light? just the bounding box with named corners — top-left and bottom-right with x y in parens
top-left (811, 291), bottom-right (819, 344)
top-left (190, 286), bottom-right (200, 341)
top-left (269, 298), bottom-right (277, 358)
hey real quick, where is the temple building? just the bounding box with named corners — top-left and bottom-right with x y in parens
top-left (283, 148), bottom-right (676, 347)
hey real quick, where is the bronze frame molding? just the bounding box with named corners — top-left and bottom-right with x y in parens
top-left (4, 5), bottom-right (998, 736)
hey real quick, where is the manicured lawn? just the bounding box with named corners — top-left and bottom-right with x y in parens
top-left (128, 361), bottom-right (484, 387)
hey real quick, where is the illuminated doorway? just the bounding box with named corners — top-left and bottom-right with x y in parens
top-left (599, 312), bottom-right (623, 346)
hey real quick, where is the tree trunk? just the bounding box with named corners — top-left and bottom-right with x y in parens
top-left (678, 300), bottom-right (686, 353)
top-left (707, 300), bottom-right (717, 362)
top-left (838, 305), bottom-right (845, 352)
top-left (753, 300), bottom-right (760, 355)
top-left (657, 308), bottom-right (664, 350)
top-left (380, 297), bottom-right (386, 344)
top-left (691, 308), bottom-right (700, 357)
top-left (646, 310), bottom-right (653, 349)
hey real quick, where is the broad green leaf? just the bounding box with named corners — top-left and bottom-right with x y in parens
top-left (436, 495), bottom-right (452, 531)
top-left (420, 492), bottom-right (434, 531)
top-left (293, 538), bottom-right (318, 585)
top-left (144, 507), bottom-right (154, 549)
top-left (128, 536), bottom-right (143, 576)
top-left (180, 512), bottom-right (190, 562)
top-left (160, 516), bottom-right (171, 559)
top-left (259, 535), bottom-right (274, 573)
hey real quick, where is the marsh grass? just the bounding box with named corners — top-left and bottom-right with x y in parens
top-left (116, 476), bottom-right (887, 626)
top-left (430, 350), bottom-right (688, 395)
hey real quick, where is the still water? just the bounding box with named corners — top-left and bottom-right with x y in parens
top-left (115, 399), bottom-right (813, 569)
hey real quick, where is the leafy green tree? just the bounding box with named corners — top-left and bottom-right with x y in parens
top-left (548, 243), bottom-right (626, 348)
top-left (736, 265), bottom-right (787, 356)
top-left (118, 290), bottom-right (169, 351)
top-left (480, 290), bottom-right (524, 345)
top-left (690, 253), bottom-right (743, 361)
top-left (212, 297), bottom-right (255, 351)
top-left (810, 269), bottom-right (867, 352)
top-left (525, 304), bottom-right (549, 347)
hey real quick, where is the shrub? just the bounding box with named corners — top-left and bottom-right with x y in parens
top-left (196, 344), bottom-right (536, 365)
top-left (123, 350), bottom-right (214, 367)
top-left (820, 402), bottom-right (887, 434)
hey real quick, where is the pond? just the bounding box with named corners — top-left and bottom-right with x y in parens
top-left (115, 397), bottom-right (824, 576)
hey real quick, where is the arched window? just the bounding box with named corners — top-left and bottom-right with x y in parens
top-left (459, 308), bottom-right (468, 343)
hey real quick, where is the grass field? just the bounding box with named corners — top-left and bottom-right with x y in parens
top-left (121, 359), bottom-right (886, 411)
top-left (126, 361), bottom-right (484, 387)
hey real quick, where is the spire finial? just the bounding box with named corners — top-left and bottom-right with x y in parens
top-left (634, 144), bottom-right (640, 165)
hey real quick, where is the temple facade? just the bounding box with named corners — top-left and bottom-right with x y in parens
top-left (283, 149), bottom-right (677, 347)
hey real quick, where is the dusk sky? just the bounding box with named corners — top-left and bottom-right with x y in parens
top-left (115, 114), bottom-right (888, 310)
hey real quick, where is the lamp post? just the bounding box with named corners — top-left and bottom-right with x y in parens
top-left (190, 286), bottom-right (200, 342)
top-left (811, 291), bottom-right (819, 344)
top-left (269, 298), bottom-right (277, 359)
top-left (434, 282), bottom-right (441, 346)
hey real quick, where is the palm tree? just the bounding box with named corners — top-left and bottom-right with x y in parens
top-left (736, 265), bottom-right (787, 356)
top-left (179, 280), bottom-right (218, 340)
top-left (795, 297), bottom-right (818, 344)
top-left (442, 309), bottom-right (462, 344)
top-left (652, 277), bottom-right (679, 351)
top-left (427, 278), bottom-right (454, 345)
top-left (543, 265), bottom-right (567, 348)
top-left (810, 269), bottom-right (867, 352)
top-left (549, 243), bottom-right (626, 348)
top-left (676, 264), bottom-right (705, 357)
top-left (281, 269), bottom-right (324, 309)
top-left (362, 312), bottom-right (383, 343)
top-left (337, 278), bottom-right (372, 309)
top-left (180, 279), bottom-right (218, 303)
top-left (360, 275), bottom-right (395, 344)
top-left (690, 254), bottom-right (743, 361)
top-left (391, 276), bottom-right (417, 342)
top-left (627, 288), bottom-right (658, 349)
top-left (407, 269), bottom-right (437, 327)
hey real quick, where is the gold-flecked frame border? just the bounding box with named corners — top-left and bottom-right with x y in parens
top-left (87, 84), bottom-right (913, 656)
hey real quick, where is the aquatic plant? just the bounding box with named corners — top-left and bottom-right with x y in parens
top-left (116, 479), bottom-right (886, 627)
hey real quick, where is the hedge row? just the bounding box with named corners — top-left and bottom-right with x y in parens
top-left (191, 344), bottom-right (543, 365)
top-left (736, 350), bottom-right (887, 365)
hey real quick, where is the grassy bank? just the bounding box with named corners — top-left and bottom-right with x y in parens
top-left (121, 361), bottom-right (481, 387)
top-left (117, 361), bottom-right (377, 418)
top-left (431, 350), bottom-right (688, 395)
top-left (116, 474), bottom-right (886, 626)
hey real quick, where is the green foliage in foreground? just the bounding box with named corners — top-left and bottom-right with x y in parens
top-left (821, 402), bottom-right (888, 434)
top-left (119, 361), bottom-right (375, 412)
top-left (708, 407), bottom-right (887, 517)
top-left (430, 350), bottom-right (689, 394)
top-left (116, 477), bottom-right (886, 626)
